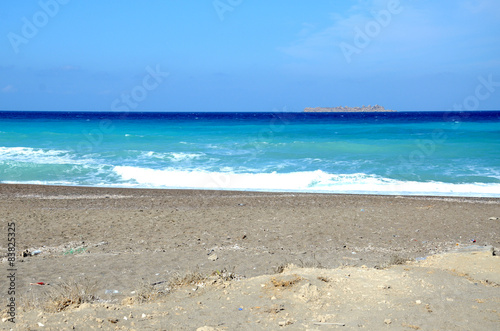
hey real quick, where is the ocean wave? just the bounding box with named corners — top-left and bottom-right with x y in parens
top-left (170, 152), bottom-right (204, 161)
top-left (112, 166), bottom-right (500, 197)
top-left (0, 146), bottom-right (79, 164)
top-left (139, 151), bottom-right (205, 161)
top-left (0, 146), bottom-right (68, 156)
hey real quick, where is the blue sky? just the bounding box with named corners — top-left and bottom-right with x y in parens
top-left (1, 0), bottom-right (499, 111)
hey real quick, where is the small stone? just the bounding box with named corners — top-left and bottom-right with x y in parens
top-left (208, 254), bottom-right (218, 261)
top-left (96, 318), bottom-right (104, 323)
top-left (271, 296), bottom-right (277, 300)
top-left (38, 322), bottom-right (45, 327)
top-left (416, 300), bottom-right (422, 305)
top-left (489, 217), bottom-right (499, 220)
top-left (384, 319), bottom-right (392, 324)
top-left (279, 320), bottom-right (293, 326)
top-left (197, 327), bottom-right (216, 331)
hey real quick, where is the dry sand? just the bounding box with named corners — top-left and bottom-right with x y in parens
top-left (0, 184), bottom-right (499, 330)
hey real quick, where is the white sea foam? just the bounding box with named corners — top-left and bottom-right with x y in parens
top-left (0, 146), bottom-right (77, 164)
top-left (0, 146), bottom-right (67, 156)
top-left (112, 166), bottom-right (500, 197)
top-left (139, 151), bottom-right (204, 161)
top-left (170, 152), bottom-right (204, 161)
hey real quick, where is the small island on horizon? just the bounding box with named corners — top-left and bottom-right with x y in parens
top-left (304, 105), bottom-right (396, 112)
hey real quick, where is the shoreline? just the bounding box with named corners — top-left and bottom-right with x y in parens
top-left (2, 183), bottom-right (500, 200)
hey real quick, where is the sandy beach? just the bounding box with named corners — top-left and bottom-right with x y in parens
top-left (1, 184), bottom-right (499, 330)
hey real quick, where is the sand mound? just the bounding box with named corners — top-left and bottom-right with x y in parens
top-left (10, 246), bottom-right (499, 330)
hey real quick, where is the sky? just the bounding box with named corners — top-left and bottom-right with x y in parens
top-left (1, 0), bottom-right (499, 112)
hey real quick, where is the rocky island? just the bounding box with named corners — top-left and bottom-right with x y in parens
top-left (304, 105), bottom-right (395, 112)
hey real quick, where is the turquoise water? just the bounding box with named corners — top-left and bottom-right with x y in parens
top-left (1, 111), bottom-right (499, 197)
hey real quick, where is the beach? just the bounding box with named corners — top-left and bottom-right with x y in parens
top-left (1, 184), bottom-right (499, 329)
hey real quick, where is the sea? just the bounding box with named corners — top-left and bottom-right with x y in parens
top-left (0, 111), bottom-right (499, 197)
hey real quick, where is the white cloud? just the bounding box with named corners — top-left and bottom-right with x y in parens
top-left (1, 85), bottom-right (17, 93)
top-left (279, 1), bottom-right (411, 60)
top-left (278, 0), bottom-right (499, 74)
top-left (461, 0), bottom-right (500, 16)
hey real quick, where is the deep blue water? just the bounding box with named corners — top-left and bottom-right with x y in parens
top-left (1, 111), bottom-right (499, 197)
